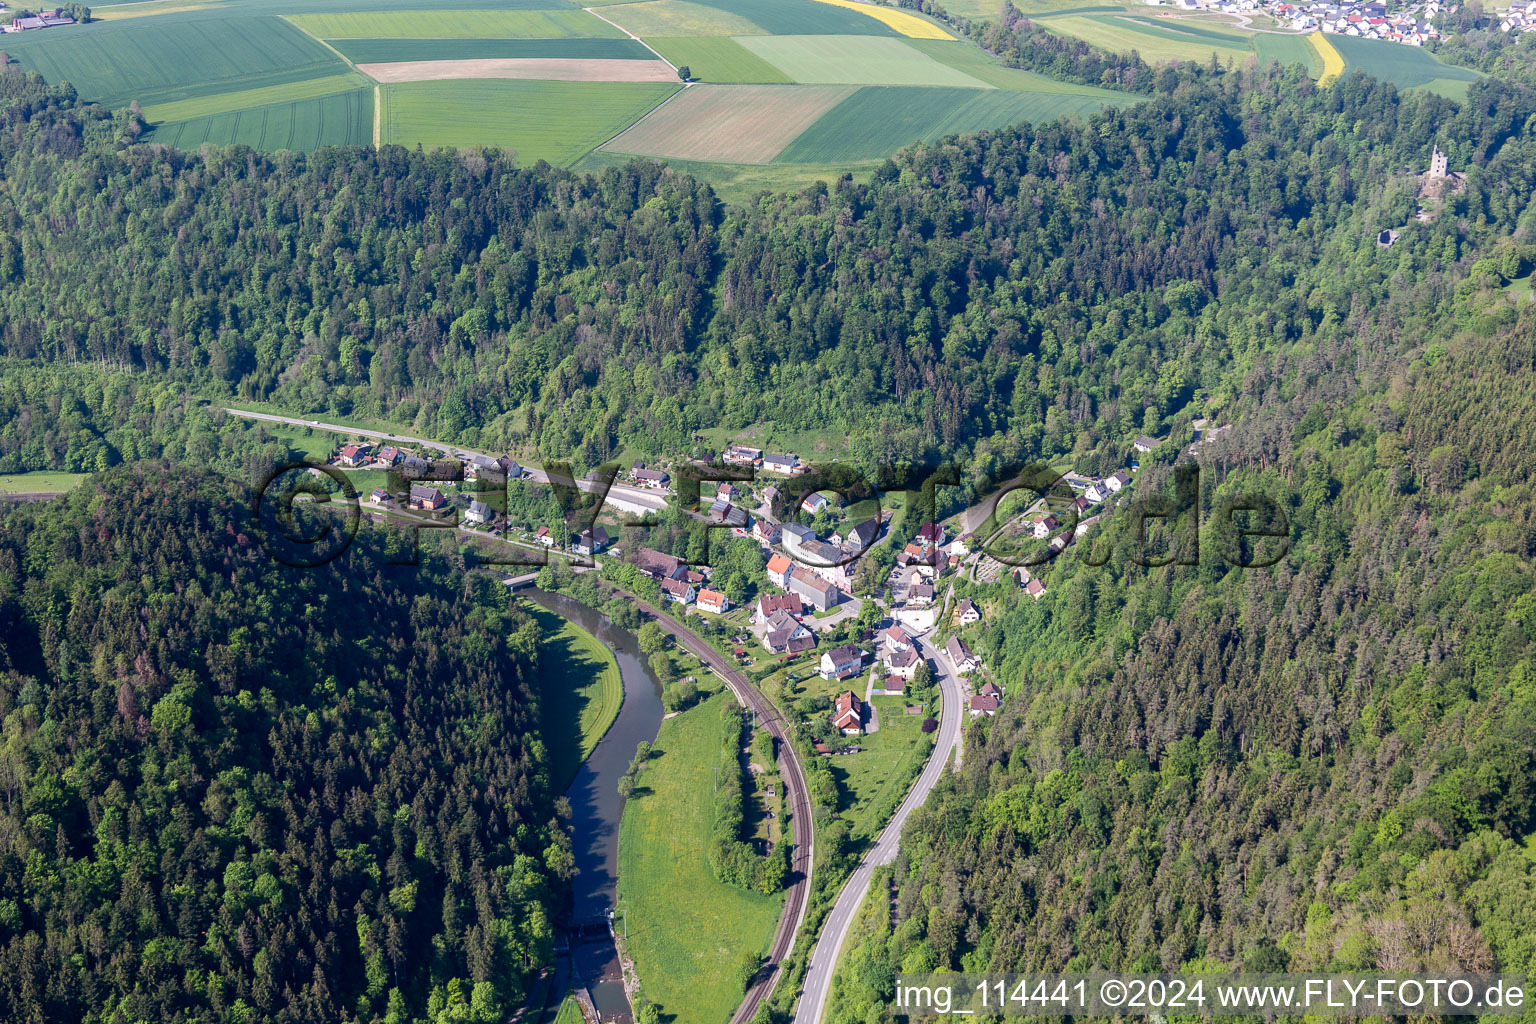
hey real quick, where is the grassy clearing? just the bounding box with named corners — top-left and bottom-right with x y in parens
top-left (523, 600), bottom-right (624, 791)
top-left (0, 472), bottom-right (88, 494)
top-left (331, 36), bottom-right (651, 62)
top-left (1253, 32), bottom-right (1322, 76)
top-left (1042, 13), bottom-right (1251, 64)
top-left (551, 996), bottom-right (585, 1024)
top-left (380, 79), bottom-right (677, 163)
top-left (804, 0), bottom-right (954, 38)
top-left (616, 691), bottom-right (781, 1024)
top-left (827, 696), bottom-right (928, 841)
top-left (287, 8), bottom-right (622, 38)
top-left (3, 16), bottom-right (347, 108)
top-left (777, 83), bottom-right (1121, 163)
top-left (737, 34), bottom-right (994, 86)
top-left (1329, 34), bottom-right (1479, 95)
top-left (683, 0), bottom-right (900, 34)
top-left (646, 37), bottom-right (791, 81)
top-left (599, 0), bottom-right (767, 36)
top-left (576, 148), bottom-right (877, 203)
top-left (142, 72), bottom-right (365, 123)
top-left (149, 88), bottom-right (373, 151)
top-left (603, 83), bottom-right (853, 161)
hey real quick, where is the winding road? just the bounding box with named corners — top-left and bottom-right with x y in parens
top-left (792, 626), bottom-right (964, 1024)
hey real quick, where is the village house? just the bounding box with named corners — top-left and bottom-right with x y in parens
top-left (660, 578), bottom-right (696, 605)
top-left (761, 452), bottom-right (801, 475)
top-left (636, 547), bottom-right (684, 581)
top-left (762, 611), bottom-right (815, 654)
top-left (840, 518), bottom-right (879, 553)
top-left (1084, 481), bottom-right (1108, 504)
top-left (1033, 514), bottom-right (1061, 540)
top-left (535, 525), bottom-right (555, 547)
top-left (980, 680), bottom-right (1004, 700)
top-left (800, 491), bottom-right (829, 515)
top-left (1133, 435), bottom-right (1162, 453)
top-left (465, 454), bottom-right (503, 482)
top-left (831, 690), bottom-right (864, 735)
top-left (916, 522), bottom-right (947, 549)
top-left (716, 482), bottom-right (738, 501)
top-left (339, 443), bottom-right (373, 467)
top-left (464, 500), bottom-right (493, 525)
top-left (880, 625), bottom-right (913, 655)
top-left (408, 484), bottom-right (447, 511)
top-left (401, 454), bottom-right (431, 478)
top-left (572, 525), bottom-right (611, 556)
top-left (781, 522), bottom-right (818, 562)
top-left (1105, 470), bottom-right (1133, 494)
top-left (874, 675), bottom-right (907, 696)
top-left (763, 485), bottom-right (782, 506)
top-left (968, 693), bottom-right (1000, 717)
top-left (906, 583), bottom-right (935, 608)
top-left (724, 445), bottom-right (762, 466)
top-left (753, 518), bottom-right (781, 544)
top-left (696, 589), bottom-right (729, 614)
top-left (631, 464), bottom-right (671, 489)
top-left (788, 566), bottom-right (839, 611)
top-left (945, 635), bottom-right (980, 675)
top-left (956, 598), bottom-right (981, 625)
top-left (884, 646), bottom-right (922, 680)
top-left (819, 644), bottom-right (865, 681)
top-left (376, 446), bottom-right (403, 465)
top-left (1026, 578), bottom-right (1047, 600)
top-left (766, 553), bottom-right (794, 589)
top-left (369, 488), bottom-right (391, 506)
top-left (755, 592), bottom-right (803, 624)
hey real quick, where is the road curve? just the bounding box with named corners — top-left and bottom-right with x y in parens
top-left (219, 406), bottom-right (667, 513)
top-left (605, 585), bottom-right (813, 1024)
top-left (792, 630), bottom-right (963, 1024)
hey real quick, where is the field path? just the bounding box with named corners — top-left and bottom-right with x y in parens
top-left (585, 6), bottom-right (683, 79)
top-left (372, 85), bottom-right (381, 146)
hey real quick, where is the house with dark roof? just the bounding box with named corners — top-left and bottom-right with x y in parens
top-left (906, 583), bottom-right (935, 607)
top-left (788, 567), bottom-right (838, 611)
top-left (572, 525), bottom-right (611, 556)
top-left (884, 646), bottom-right (922, 680)
top-left (408, 484), bottom-right (446, 511)
top-left (660, 578), bottom-right (696, 605)
top-left (945, 636), bottom-right (979, 675)
top-left (819, 644), bottom-right (865, 681)
top-left (754, 518), bottom-right (781, 544)
top-left (762, 611), bottom-right (814, 654)
top-left (755, 592), bottom-right (803, 624)
top-left (762, 453), bottom-right (799, 475)
top-left (831, 690), bottom-right (864, 734)
top-left (631, 464), bottom-right (671, 489)
top-left (968, 694), bottom-right (1000, 716)
top-left (1133, 435), bottom-right (1162, 453)
top-left (1026, 578), bottom-right (1047, 599)
top-left (841, 518), bottom-right (879, 552)
top-left (464, 500), bottom-right (493, 525)
top-left (1105, 470), bottom-right (1133, 493)
top-left (956, 598), bottom-right (980, 624)
top-left (636, 547), bottom-right (684, 581)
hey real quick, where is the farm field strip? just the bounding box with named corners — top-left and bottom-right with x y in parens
top-left (1040, 13), bottom-right (1251, 63)
top-left (286, 9), bottom-right (622, 38)
top-left (360, 57), bottom-right (676, 82)
top-left (330, 36), bottom-right (653, 62)
top-left (803, 0), bottom-right (954, 38)
top-left (776, 83), bottom-right (1125, 163)
top-left (2, 16), bottom-right (348, 108)
top-left (677, 0), bottom-right (902, 36)
top-left (736, 34), bottom-right (994, 86)
top-left (141, 72), bottom-right (366, 123)
top-left (379, 79), bottom-right (678, 164)
top-left (1253, 32), bottom-right (1323, 75)
top-left (149, 87), bottom-right (373, 150)
top-left (643, 36), bottom-right (791, 82)
top-left (596, 0), bottom-right (769, 36)
top-left (1328, 33), bottom-right (1478, 94)
top-left (906, 37), bottom-right (1133, 92)
top-left (602, 83), bottom-right (854, 161)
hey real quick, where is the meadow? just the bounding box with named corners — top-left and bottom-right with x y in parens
top-left (149, 88), bottom-right (373, 151)
top-left (330, 37), bottom-right (653, 62)
top-left (1253, 32), bottom-right (1323, 76)
top-left (775, 82), bottom-right (1125, 163)
top-left (599, 0), bottom-right (769, 37)
top-left (1330, 35), bottom-right (1481, 98)
top-left (736, 34), bottom-right (994, 86)
top-left (0, 471), bottom-right (88, 495)
top-left (285, 9), bottom-right (624, 38)
top-left (523, 600), bottom-right (625, 791)
top-left (827, 697), bottom-right (930, 839)
top-left (379, 79), bottom-right (677, 163)
top-left (645, 37), bottom-right (792, 82)
top-left (140, 71), bottom-right (364, 123)
top-left (1040, 12), bottom-right (1252, 64)
top-left (616, 692), bottom-right (782, 1024)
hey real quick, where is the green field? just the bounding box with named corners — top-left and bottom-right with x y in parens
top-left (2, 17), bottom-right (347, 108)
top-left (141, 72), bottom-right (365, 123)
top-left (777, 83), bottom-right (1123, 162)
top-left (523, 600), bottom-right (624, 791)
top-left (737, 35), bottom-right (993, 86)
top-left (148, 88), bottom-right (373, 150)
top-left (286, 9), bottom-right (623, 38)
top-left (683, 0), bottom-right (901, 35)
top-left (616, 692), bottom-right (782, 1024)
top-left (329, 36), bottom-right (653, 62)
top-left (0, 471), bottom-right (88, 494)
top-left (1330, 35), bottom-right (1482, 98)
top-left (1254, 32), bottom-right (1323, 75)
top-left (1042, 13), bottom-right (1251, 64)
top-left (907, 36), bottom-right (1131, 89)
top-left (828, 696), bottom-right (929, 838)
top-left (380, 79), bottom-right (678, 163)
top-left (601, 0), bottom-right (769, 36)
top-left (646, 37), bottom-right (792, 82)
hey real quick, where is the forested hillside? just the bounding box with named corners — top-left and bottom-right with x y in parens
top-left (0, 466), bottom-right (570, 1024)
top-left (825, 243), bottom-right (1536, 1022)
top-left (0, 64), bottom-right (1533, 473)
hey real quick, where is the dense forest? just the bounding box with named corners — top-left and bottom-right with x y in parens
top-left (0, 467), bottom-right (571, 1024)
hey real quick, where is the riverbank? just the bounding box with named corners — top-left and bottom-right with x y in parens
top-left (524, 599), bottom-right (626, 792)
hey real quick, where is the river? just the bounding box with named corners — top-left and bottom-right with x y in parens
top-left (522, 589), bottom-right (666, 1023)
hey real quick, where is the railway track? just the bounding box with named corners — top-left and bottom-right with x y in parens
top-left (609, 587), bottom-right (813, 1024)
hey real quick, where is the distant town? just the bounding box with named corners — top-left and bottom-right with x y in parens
top-left (1146, 0), bottom-right (1454, 46)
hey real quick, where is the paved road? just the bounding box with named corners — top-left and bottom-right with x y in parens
top-left (792, 628), bottom-right (964, 1024)
top-left (221, 407), bottom-right (667, 513)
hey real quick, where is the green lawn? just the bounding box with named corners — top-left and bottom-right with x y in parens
top-left (0, 471), bottom-right (88, 494)
top-left (617, 691), bottom-right (781, 1024)
top-left (828, 696), bottom-right (930, 838)
top-left (525, 601), bottom-right (624, 791)
top-left (380, 80), bottom-right (679, 165)
top-left (646, 36), bottom-right (793, 82)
